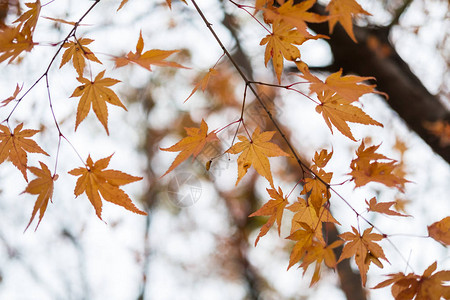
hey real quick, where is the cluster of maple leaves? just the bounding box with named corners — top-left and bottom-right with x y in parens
top-left (1, 0), bottom-right (449, 298)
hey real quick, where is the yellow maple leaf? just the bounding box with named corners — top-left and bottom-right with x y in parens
top-left (260, 20), bottom-right (325, 83)
top-left (0, 123), bottom-right (49, 181)
top-left (184, 68), bottom-right (218, 103)
top-left (0, 26), bottom-right (35, 64)
top-left (70, 70), bottom-right (126, 134)
top-left (316, 91), bottom-right (383, 141)
top-left (249, 186), bottom-right (289, 245)
top-left (114, 30), bottom-right (186, 71)
top-left (68, 154), bottom-right (146, 220)
top-left (338, 226), bottom-right (388, 286)
top-left (60, 38), bottom-right (102, 76)
top-left (326, 0), bottom-right (371, 42)
top-left (301, 169), bottom-right (332, 215)
top-left (288, 197), bottom-right (339, 244)
top-left (286, 222), bottom-right (315, 269)
top-left (22, 161), bottom-right (58, 231)
top-left (226, 127), bottom-right (289, 186)
top-left (14, 0), bottom-right (41, 33)
top-left (263, 0), bottom-right (328, 37)
top-left (160, 119), bottom-right (219, 177)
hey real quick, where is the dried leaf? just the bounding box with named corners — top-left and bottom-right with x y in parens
top-left (68, 154), bottom-right (146, 220)
top-left (0, 123), bottom-right (49, 181)
top-left (338, 226), bottom-right (388, 286)
top-left (60, 38), bottom-right (102, 76)
top-left (1, 83), bottom-right (22, 107)
top-left (428, 217), bottom-right (450, 245)
top-left (250, 187), bottom-right (289, 245)
top-left (326, 0), bottom-right (371, 42)
top-left (160, 119), bottom-right (218, 177)
top-left (22, 162), bottom-right (57, 231)
top-left (70, 70), bottom-right (126, 134)
top-left (366, 197), bottom-right (409, 217)
top-left (184, 68), bottom-right (218, 102)
top-left (114, 30), bottom-right (186, 71)
top-left (315, 91), bottom-right (383, 141)
top-left (226, 127), bottom-right (289, 186)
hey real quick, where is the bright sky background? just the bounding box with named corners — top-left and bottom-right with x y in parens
top-left (0, 0), bottom-right (449, 299)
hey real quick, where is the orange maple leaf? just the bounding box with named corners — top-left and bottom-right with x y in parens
top-left (300, 168), bottom-right (332, 214)
top-left (260, 20), bottom-right (326, 83)
top-left (338, 226), bottom-right (388, 286)
top-left (70, 70), bottom-right (126, 134)
top-left (68, 154), bottom-right (146, 220)
top-left (60, 38), bottom-right (102, 76)
top-left (0, 26), bottom-right (35, 64)
top-left (366, 197), bottom-right (409, 217)
top-left (0, 123), bottom-right (49, 181)
top-left (165, 0), bottom-right (187, 9)
top-left (428, 217), bottom-right (450, 246)
top-left (373, 262), bottom-right (450, 300)
top-left (312, 148), bottom-right (333, 169)
top-left (316, 91), bottom-right (383, 141)
top-left (160, 119), bottom-right (219, 177)
top-left (326, 0), bottom-right (371, 42)
top-left (22, 162), bottom-right (58, 231)
top-left (14, 0), bottom-right (41, 33)
top-left (184, 68), bottom-right (218, 103)
top-left (300, 240), bottom-right (343, 286)
top-left (286, 222), bottom-right (315, 269)
top-left (249, 186), bottom-right (289, 245)
top-left (295, 61), bottom-right (386, 102)
top-left (288, 197), bottom-right (339, 244)
top-left (1, 83), bottom-right (23, 107)
top-left (114, 30), bottom-right (186, 71)
top-left (226, 127), bottom-right (289, 186)
top-left (263, 0), bottom-right (328, 37)
top-left (349, 141), bottom-right (408, 191)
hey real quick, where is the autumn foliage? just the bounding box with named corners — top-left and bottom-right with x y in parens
top-left (1, 0), bottom-right (448, 299)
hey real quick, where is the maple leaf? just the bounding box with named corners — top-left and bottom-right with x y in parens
top-left (288, 197), bottom-right (339, 244)
top-left (326, 0), bottom-right (371, 43)
top-left (68, 154), bottom-right (146, 220)
top-left (117, 0), bottom-right (129, 11)
top-left (338, 226), bottom-right (388, 286)
top-left (60, 38), bottom-right (102, 76)
top-left (70, 70), bottom-right (126, 134)
top-left (22, 162), bottom-right (58, 231)
top-left (286, 222), bottom-right (315, 269)
top-left (184, 68), bottom-right (218, 103)
top-left (373, 262), bottom-right (450, 300)
top-left (226, 127), bottom-right (289, 186)
top-left (42, 16), bottom-right (79, 26)
top-left (14, 0), bottom-right (41, 33)
top-left (260, 19), bottom-right (326, 83)
top-left (295, 62), bottom-right (386, 102)
top-left (312, 148), bottom-right (333, 169)
top-left (160, 119), bottom-right (218, 177)
top-left (0, 123), bottom-right (49, 181)
top-left (166, 0), bottom-right (187, 9)
top-left (114, 30), bottom-right (186, 71)
top-left (315, 91), bottom-right (383, 141)
top-left (366, 197), bottom-right (409, 217)
top-left (249, 187), bottom-right (289, 245)
top-left (428, 217), bottom-right (450, 246)
top-left (300, 240), bottom-right (343, 286)
top-left (349, 141), bottom-right (409, 191)
top-left (300, 168), bottom-right (332, 214)
top-left (1, 83), bottom-right (22, 107)
top-left (0, 26), bottom-right (35, 64)
top-left (263, 0), bottom-right (328, 37)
